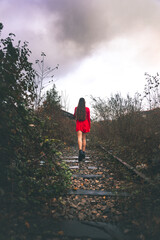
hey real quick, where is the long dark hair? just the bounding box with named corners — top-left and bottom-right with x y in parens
top-left (76, 98), bottom-right (86, 121)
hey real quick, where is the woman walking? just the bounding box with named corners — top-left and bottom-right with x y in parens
top-left (74, 98), bottom-right (91, 161)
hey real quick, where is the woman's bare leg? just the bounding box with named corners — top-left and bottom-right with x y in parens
top-left (82, 133), bottom-right (87, 152)
top-left (77, 131), bottom-right (82, 150)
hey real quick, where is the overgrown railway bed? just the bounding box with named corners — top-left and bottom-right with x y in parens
top-left (49, 146), bottom-right (160, 240)
top-left (99, 145), bottom-right (153, 184)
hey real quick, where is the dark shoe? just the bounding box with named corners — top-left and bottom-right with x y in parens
top-left (82, 151), bottom-right (85, 159)
top-left (78, 150), bottom-right (83, 161)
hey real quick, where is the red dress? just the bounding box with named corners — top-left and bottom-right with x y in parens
top-left (74, 107), bottom-right (91, 133)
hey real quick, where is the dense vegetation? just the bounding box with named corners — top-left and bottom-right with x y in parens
top-left (90, 80), bottom-right (160, 179)
top-left (0, 25), bottom-right (75, 215)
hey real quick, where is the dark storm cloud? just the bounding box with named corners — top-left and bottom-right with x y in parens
top-left (39, 0), bottom-right (160, 53)
top-left (1, 0), bottom-right (160, 75)
top-left (47, 0), bottom-right (110, 48)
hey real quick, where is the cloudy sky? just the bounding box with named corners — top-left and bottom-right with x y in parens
top-left (1, 0), bottom-right (160, 113)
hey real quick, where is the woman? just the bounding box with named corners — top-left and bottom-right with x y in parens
top-left (74, 98), bottom-right (91, 161)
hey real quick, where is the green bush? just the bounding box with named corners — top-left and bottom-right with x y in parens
top-left (0, 29), bottom-right (36, 189)
top-left (0, 26), bottom-right (72, 204)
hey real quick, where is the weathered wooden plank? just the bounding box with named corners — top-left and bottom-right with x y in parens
top-left (64, 156), bottom-right (90, 160)
top-left (63, 160), bottom-right (91, 163)
top-left (68, 189), bottom-right (129, 197)
top-left (72, 174), bottom-right (103, 179)
top-left (69, 166), bottom-right (97, 170)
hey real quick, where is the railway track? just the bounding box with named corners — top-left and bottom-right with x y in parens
top-left (48, 146), bottom-right (148, 239)
top-left (99, 145), bottom-right (152, 184)
top-left (47, 144), bottom-right (158, 239)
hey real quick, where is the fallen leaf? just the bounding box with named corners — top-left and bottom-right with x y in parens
top-left (92, 210), bottom-right (98, 214)
top-left (124, 229), bottom-right (130, 234)
top-left (116, 210), bottom-right (121, 215)
top-left (29, 124), bottom-right (35, 127)
top-left (57, 231), bottom-right (64, 236)
top-left (132, 220), bottom-right (139, 226)
top-left (61, 200), bottom-right (66, 205)
top-left (52, 198), bottom-right (57, 202)
top-left (139, 234), bottom-right (145, 240)
top-left (70, 203), bottom-right (77, 208)
top-left (78, 213), bottom-right (85, 220)
top-left (97, 204), bottom-right (102, 209)
top-left (25, 221), bottom-right (30, 229)
top-left (153, 216), bottom-right (160, 224)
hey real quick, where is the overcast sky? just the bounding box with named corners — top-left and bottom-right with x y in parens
top-left (1, 0), bottom-right (160, 113)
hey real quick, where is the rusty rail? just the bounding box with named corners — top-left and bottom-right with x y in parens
top-left (100, 146), bottom-right (152, 184)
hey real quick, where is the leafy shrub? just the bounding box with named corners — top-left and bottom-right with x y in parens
top-left (0, 26), bottom-right (72, 204)
top-left (0, 29), bottom-right (36, 190)
top-left (37, 85), bottom-right (76, 146)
